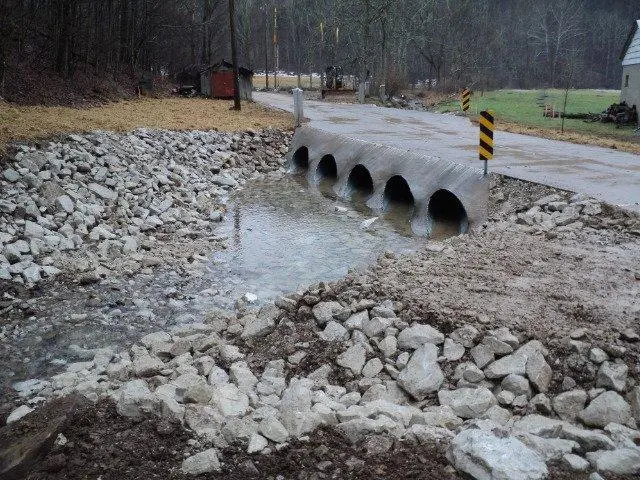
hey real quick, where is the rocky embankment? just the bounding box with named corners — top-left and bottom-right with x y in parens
top-left (4, 289), bottom-right (640, 479)
top-left (2, 191), bottom-right (640, 479)
top-left (0, 128), bottom-right (291, 284)
top-left (1, 130), bottom-right (640, 479)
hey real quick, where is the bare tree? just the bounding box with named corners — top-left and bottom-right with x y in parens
top-left (229, 0), bottom-right (241, 110)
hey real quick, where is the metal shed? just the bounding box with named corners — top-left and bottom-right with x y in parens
top-left (621, 20), bottom-right (640, 110)
top-left (200, 61), bottom-right (253, 101)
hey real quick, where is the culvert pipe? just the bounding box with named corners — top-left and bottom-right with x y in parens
top-left (286, 126), bottom-right (488, 235)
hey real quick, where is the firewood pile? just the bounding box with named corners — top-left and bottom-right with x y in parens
top-left (543, 102), bottom-right (638, 126)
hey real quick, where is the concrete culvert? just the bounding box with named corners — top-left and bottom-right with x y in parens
top-left (292, 146), bottom-right (309, 169)
top-left (317, 155), bottom-right (338, 179)
top-left (383, 175), bottom-right (414, 207)
top-left (428, 189), bottom-right (468, 233)
top-left (347, 164), bottom-right (374, 195)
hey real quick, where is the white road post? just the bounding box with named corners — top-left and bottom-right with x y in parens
top-left (293, 88), bottom-right (304, 127)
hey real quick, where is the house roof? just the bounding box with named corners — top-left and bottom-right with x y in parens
top-left (202, 60), bottom-right (253, 77)
top-left (621, 20), bottom-right (640, 66)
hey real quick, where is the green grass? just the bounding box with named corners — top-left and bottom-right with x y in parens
top-left (437, 89), bottom-right (638, 140)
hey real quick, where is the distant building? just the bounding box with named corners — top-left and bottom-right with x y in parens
top-left (175, 61), bottom-right (253, 100)
top-left (200, 61), bottom-right (253, 101)
top-left (621, 19), bottom-right (640, 110)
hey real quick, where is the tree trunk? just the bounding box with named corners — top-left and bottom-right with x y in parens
top-left (264, 9), bottom-right (269, 90)
top-left (229, 0), bottom-right (241, 110)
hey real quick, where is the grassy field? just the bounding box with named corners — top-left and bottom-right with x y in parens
top-left (436, 89), bottom-right (640, 152)
top-left (0, 98), bottom-right (293, 149)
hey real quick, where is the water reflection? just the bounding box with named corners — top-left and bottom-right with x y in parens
top-left (208, 174), bottom-right (422, 307)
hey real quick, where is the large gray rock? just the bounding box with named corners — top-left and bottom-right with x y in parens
top-left (336, 344), bottom-right (366, 375)
top-left (485, 342), bottom-right (544, 381)
top-left (312, 301), bottom-right (343, 327)
top-left (628, 386), bottom-right (640, 422)
top-left (501, 374), bottom-right (532, 398)
top-left (397, 344), bottom-right (444, 400)
top-left (448, 429), bottom-right (548, 480)
top-left (116, 379), bottom-right (157, 421)
top-left (55, 195), bottom-right (74, 213)
top-left (345, 310), bottom-right (369, 330)
top-left (438, 388), bottom-right (497, 419)
top-left (229, 361), bottom-right (258, 394)
top-left (6, 405), bottom-right (33, 424)
top-left (241, 311), bottom-right (276, 339)
top-left (2, 243), bottom-right (22, 264)
top-left (88, 183), bottom-right (118, 201)
top-left (443, 338), bottom-right (465, 361)
top-left (279, 379), bottom-right (316, 437)
top-left (586, 447), bottom-right (640, 475)
top-left (184, 405), bottom-right (224, 437)
top-left (553, 390), bottom-right (587, 421)
top-left (484, 354), bottom-right (527, 379)
top-left (362, 316), bottom-right (394, 338)
top-left (155, 384), bottom-right (186, 422)
top-left (596, 361), bottom-right (628, 392)
top-left (335, 416), bottom-right (399, 444)
top-left (578, 391), bottom-right (632, 428)
top-left (140, 331), bottom-right (173, 358)
top-left (519, 434), bottom-right (579, 462)
top-left (24, 221), bottom-right (45, 239)
top-left (3, 168), bottom-right (21, 182)
top-left (247, 433), bottom-right (269, 453)
top-left (181, 449), bottom-right (221, 475)
top-left (513, 415), bottom-right (616, 452)
top-left (319, 321), bottom-right (350, 342)
top-left (562, 453), bottom-right (590, 472)
top-left (470, 345), bottom-right (494, 369)
top-left (131, 346), bottom-right (164, 377)
top-left (397, 324), bottom-right (444, 349)
top-left (259, 416), bottom-right (289, 443)
top-left (526, 352), bottom-right (552, 393)
top-left (378, 336), bottom-right (398, 358)
top-left (173, 373), bottom-right (213, 404)
top-left (211, 383), bottom-right (249, 417)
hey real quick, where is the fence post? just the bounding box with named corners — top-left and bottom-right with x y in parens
top-left (293, 88), bottom-right (304, 127)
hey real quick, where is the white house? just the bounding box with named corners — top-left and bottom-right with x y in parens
top-left (621, 19), bottom-right (640, 110)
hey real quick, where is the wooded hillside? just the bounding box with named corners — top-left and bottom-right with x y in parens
top-left (0, 0), bottom-right (638, 105)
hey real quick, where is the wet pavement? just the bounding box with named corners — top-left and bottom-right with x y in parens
top-left (1, 174), bottom-right (426, 390)
top-left (256, 92), bottom-right (640, 212)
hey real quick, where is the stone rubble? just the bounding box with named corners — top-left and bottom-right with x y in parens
top-left (3, 154), bottom-right (640, 479)
top-left (6, 285), bottom-right (639, 478)
top-left (0, 128), bottom-right (291, 285)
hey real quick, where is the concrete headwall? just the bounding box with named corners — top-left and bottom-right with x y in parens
top-left (286, 126), bottom-right (488, 235)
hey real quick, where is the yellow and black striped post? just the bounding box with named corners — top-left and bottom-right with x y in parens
top-left (461, 88), bottom-right (471, 112)
top-left (479, 110), bottom-right (494, 175)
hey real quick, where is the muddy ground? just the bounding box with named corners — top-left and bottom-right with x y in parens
top-left (4, 397), bottom-right (631, 480)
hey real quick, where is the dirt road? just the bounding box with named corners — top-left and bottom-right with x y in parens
top-left (255, 92), bottom-right (640, 213)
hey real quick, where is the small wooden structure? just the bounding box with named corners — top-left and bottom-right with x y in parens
top-left (200, 61), bottom-right (253, 100)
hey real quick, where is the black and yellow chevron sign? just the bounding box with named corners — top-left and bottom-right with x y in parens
top-left (461, 88), bottom-right (471, 112)
top-left (479, 110), bottom-right (494, 162)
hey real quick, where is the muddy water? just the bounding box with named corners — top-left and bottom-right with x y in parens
top-left (202, 174), bottom-right (422, 308)
top-left (1, 173), bottom-right (437, 391)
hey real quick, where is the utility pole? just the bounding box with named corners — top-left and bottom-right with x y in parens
top-left (264, 3), bottom-right (269, 89)
top-left (273, 6), bottom-right (278, 89)
top-left (228, 0), bottom-right (241, 110)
